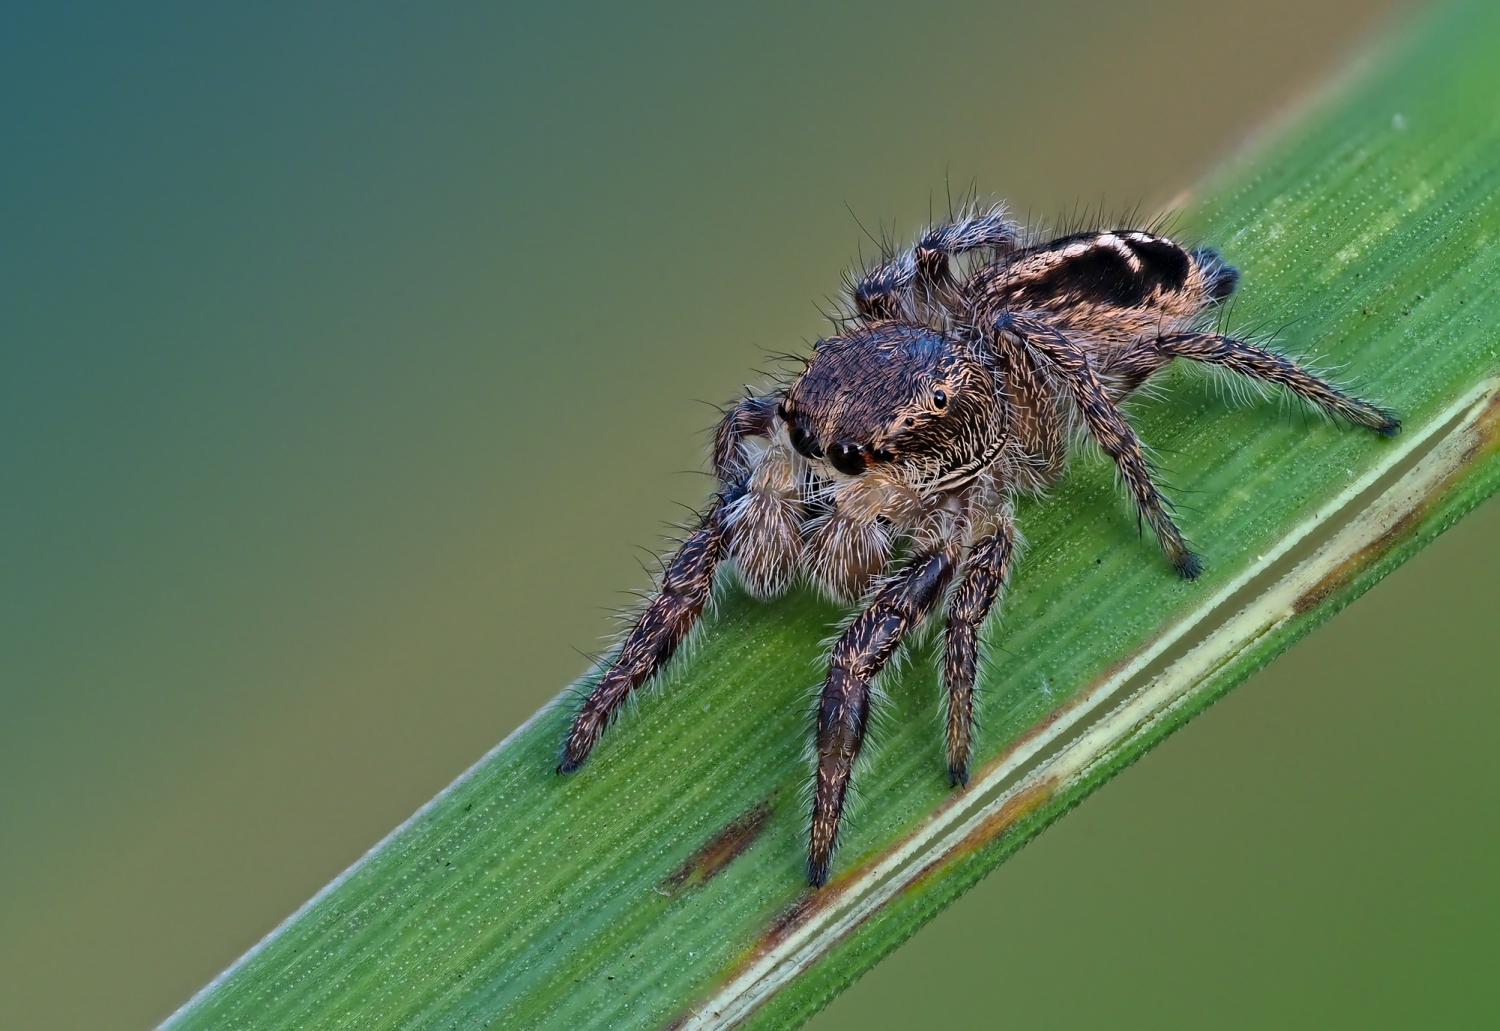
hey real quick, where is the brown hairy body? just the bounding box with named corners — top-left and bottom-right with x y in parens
top-left (557, 206), bottom-right (1398, 886)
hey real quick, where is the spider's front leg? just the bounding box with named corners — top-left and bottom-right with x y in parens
top-left (558, 395), bottom-right (777, 774)
top-left (943, 515), bottom-right (1016, 786)
top-left (809, 545), bottom-right (959, 886)
top-left (995, 312), bottom-right (1201, 578)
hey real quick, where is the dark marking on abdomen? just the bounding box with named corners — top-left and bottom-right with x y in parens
top-left (1122, 234), bottom-right (1191, 291)
top-left (1027, 234), bottom-right (1143, 307)
top-left (988, 231), bottom-right (1194, 310)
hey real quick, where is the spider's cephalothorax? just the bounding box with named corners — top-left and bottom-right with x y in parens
top-left (557, 205), bottom-right (1398, 886)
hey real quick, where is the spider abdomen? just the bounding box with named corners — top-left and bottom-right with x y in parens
top-left (973, 230), bottom-right (1229, 321)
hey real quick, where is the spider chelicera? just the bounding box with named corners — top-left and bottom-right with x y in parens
top-left (556, 205), bottom-right (1398, 886)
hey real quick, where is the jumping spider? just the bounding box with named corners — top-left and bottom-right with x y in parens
top-left (557, 205), bottom-right (1398, 886)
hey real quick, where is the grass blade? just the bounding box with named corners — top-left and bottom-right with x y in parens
top-left (162, 2), bottom-right (1500, 1027)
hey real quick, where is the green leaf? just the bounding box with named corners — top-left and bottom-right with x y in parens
top-left (161, 2), bottom-right (1500, 1028)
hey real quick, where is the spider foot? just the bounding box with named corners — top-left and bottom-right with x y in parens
top-left (1173, 548), bottom-right (1203, 580)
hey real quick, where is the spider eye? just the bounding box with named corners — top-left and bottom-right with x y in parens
top-left (933, 388), bottom-right (948, 409)
top-left (787, 420), bottom-right (822, 460)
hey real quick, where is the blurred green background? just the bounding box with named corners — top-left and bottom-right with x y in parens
top-left (4, 1), bottom-right (1496, 1028)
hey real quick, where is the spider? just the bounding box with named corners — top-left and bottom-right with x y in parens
top-left (556, 205), bottom-right (1398, 886)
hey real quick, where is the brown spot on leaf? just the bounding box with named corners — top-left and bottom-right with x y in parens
top-left (1294, 385), bottom-right (1500, 616)
top-left (762, 893), bottom-right (818, 949)
top-left (724, 887), bottom-right (831, 979)
top-left (1292, 507), bottom-right (1421, 615)
top-left (912, 778), bottom-right (1057, 888)
top-left (661, 799), bottom-right (774, 894)
top-left (1465, 386), bottom-right (1500, 458)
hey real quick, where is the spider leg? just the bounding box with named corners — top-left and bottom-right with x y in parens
top-left (912, 206), bottom-right (1021, 289)
top-left (850, 252), bottom-right (916, 321)
top-left (996, 311), bottom-right (1200, 578)
top-left (1130, 332), bottom-right (1401, 436)
top-left (558, 502), bottom-right (728, 773)
top-left (713, 394), bottom-right (779, 481)
top-left (850, 205), bottom-right (1020, 321)
top-left (943, 516), bottom-right (1016, 786)
top-left (559, 395), bottom-right (777, 774)
top-left (809, 545), bottom-right (959, 886)
top-left (990, 325), bottom-right (1067, 487)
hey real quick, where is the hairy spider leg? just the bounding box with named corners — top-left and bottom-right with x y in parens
top-left (991, 328), bottom-right (1067, 489)
top-left (942, 519), bottom-right (1016, 786)
top-left (1112, 332), bottom-right (1400, 436)
top-left (558, 503), bottom-right (728, 773)
top-left (558, 396), bottom-right (777, 774)
top-left (911, 207), bottom-right (1021, 291)
top-left (996, 312), bottom-right (1201, 578)
top-left (850, 251), bottom-right (916, 321)
top-left (809, 546), bottom-right (959, 886)
top-left (851, 207), bottom-right (1021, 321)
top-left (712, 394), bottom-right (780, 481)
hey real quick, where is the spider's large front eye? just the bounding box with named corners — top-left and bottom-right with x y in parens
top-left (828, 442), bottom-right (868, 476)
top-left (787, 419), bottom-right (823, 460)
top-left (933, 388), bottom-right (949, 409)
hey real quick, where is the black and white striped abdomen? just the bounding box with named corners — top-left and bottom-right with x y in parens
top-left (976, 230), bottom-right (1238, 313)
